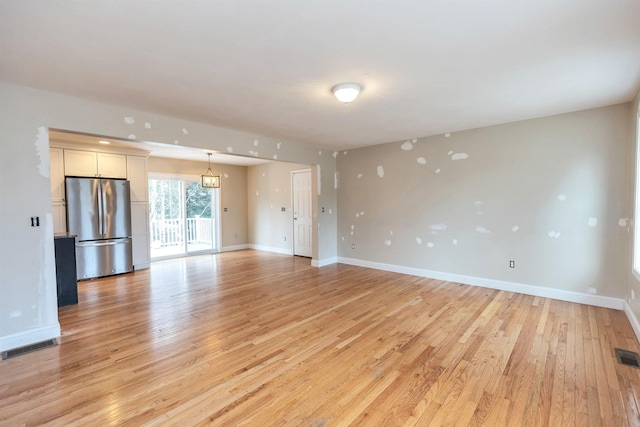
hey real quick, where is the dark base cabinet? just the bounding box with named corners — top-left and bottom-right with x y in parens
top-left (54, 235), bottom-right (78, 307)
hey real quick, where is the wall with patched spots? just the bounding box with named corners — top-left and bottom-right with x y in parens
top-left (337, 104), bottom-right (631, 299)
top-left (247, 162), bottom-right (310, 253)
top-left (627, 89), bottom-right (640, 328)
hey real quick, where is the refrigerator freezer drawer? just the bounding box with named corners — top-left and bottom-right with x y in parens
top-left (76, 238), bottom-right (133, 280)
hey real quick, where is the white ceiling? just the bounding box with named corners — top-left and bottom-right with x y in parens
top-left (1, 1), bottom-right (639, 151)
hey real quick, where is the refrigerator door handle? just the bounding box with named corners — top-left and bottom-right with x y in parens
top-left (76, 239), bottom-right (130, 248)
top-left (100, 180), bottom-right (107, 237)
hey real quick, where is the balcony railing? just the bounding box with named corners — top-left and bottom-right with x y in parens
top-left (150, 217), bottom-right (213, 248)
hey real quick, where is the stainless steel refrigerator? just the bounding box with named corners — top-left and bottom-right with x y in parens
top-left (65, 177), bottom-right (133, 280)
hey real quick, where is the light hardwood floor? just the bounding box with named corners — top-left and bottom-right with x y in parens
top-left (1, 250), bottom-right (640, 426)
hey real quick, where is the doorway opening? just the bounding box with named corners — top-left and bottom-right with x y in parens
top-left (149, 174), bottom-right (220, 259)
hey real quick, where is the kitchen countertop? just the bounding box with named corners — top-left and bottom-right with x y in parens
top-left (54, 232), bottom-right (77, 240)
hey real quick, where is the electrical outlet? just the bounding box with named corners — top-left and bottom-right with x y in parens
top-left (509, 260), bottom-right (515, 268)
top-left (224, 207), bottom-right (228, 212)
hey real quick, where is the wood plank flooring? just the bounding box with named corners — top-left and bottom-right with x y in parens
top-left (1, 250), bottom-right (640, 426)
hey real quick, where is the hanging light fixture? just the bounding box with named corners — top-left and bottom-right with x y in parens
top-left (332, 82), bottom-right (362, 103)
top-left (201, 153), bottom-right (220, 189)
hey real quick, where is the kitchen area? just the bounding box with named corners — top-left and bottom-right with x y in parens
top-left (49, 130), bottom-right (151, 307)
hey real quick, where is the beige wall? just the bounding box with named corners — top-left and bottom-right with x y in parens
top-left (338, 104), bottom-right (631, 299)
top-left (147, 157), bottom-right (248, 250)
top-left (247, 161), bottom-right (310, 253)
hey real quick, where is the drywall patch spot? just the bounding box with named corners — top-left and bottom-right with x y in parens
top-left (356, 213), bottom-right (360, 218)
top-left (588, 217), bottom-right (598, 227)
top-left (174, 140), bottom-right (180, 145)
top-left (329, 209), bottom-right (333, 214)
top-left (389, 230), bottom-right (394, 236)
top-left (452, 153), bottom-right (468, 160)
top-left (273, 154), bottom-right (278, 160)
top-left (587, 287), bottom-right (598, 295)
top-left (319, 150), bottom-right (322, 156)
top-left (224, 173), bottom-right (229, 178)
top-left (332, 151), bottom-right (338, 158)
top-left (384, 240), bottom-right (392, 246)
top-left (417, 157), bottom-right (426, 165)
top-left (448, 151), bottom-right (454, 155)
top-left (343, 151), bottom-right (348, 155)
top-left (435, 168), bottom-right (441, 174)
top-left (475, 226), bottom-right (491, 234)
top-left (254, 139), bottom-right (259, 146)
top-left (453, 239), bottom-right (458, 245)
top-left (512, 225), bottom-right (520, 232)
top-left (377, 166), bottom-right (384, 178)
top-left (619, 218), bottom-right (628, 227)
top-left (474, 201), bottom-right (483, 206)
top-left (277, 142), bottom-right (282, 150)
top-left (476, 211), bottom-right (483, 216)
top-left (35, 126), bottom-right (49, 177)
top-left (444, 133), bottom-right (451, 138)
top-left (412, 138), bottom-right (417, 144)
top-left (145, 122), bottom-right (151, 129)
top-left (401, 141), bottom-right (413, 151)
top-left (548, 231), bottom-right (561, 238)
top-left (558, 194), bottom-right (567, 201)
top-left (128, 134), bottom-right (136, 140)
top-left (182, 128), bottom-right (189, 135)
top-left (360, 211), bottom-right (364, 216)
top-left (357, 173), bottom-right (363, 179)
top-left (416, 237), bottom-right (422, 245)
top-left (351, 225), bottom-right (355, 230)
top-left (227, 146), bottom-right (234, 153)
top-left (429, 223), bottom-right (447, 231)
top-left (124, 116), bottom-right (135, 125)
top-left (342, 236), bottom-right (345, 241)
top-left (9, 309), bottom-right (22, 318)
top-left (427, 242), bottom-right (434, 248)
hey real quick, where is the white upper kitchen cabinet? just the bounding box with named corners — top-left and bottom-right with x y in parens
top-left (50, 147), bottom-right (65, 202)
top-left (64, 150), bottom-right (127, 178)
top-left (126, 155), bottom-right (149, 202)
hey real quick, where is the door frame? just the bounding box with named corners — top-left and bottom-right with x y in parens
top-left (148, 172), bottom-right (221, 260)
top-left (291, 168), bottom-right (313, 257)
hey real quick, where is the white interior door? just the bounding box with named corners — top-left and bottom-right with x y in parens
top-left (292, 170), bottom-right (312, 257)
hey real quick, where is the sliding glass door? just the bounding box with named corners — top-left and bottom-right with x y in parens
top-left (149, 174), bottom-right (219, 259)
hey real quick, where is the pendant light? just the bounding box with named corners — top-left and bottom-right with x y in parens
top-left (201, 153), bottom-right (220, 189)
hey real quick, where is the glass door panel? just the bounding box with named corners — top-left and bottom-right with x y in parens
top-left (149, 179), bottom-right (185, 258)
top-left (185, 181), bottom-right (216, 253)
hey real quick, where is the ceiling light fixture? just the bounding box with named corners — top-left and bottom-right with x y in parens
top-left (98, 140), bottom-right (110, 145)
top-left (332, 82), bottom-right (361, 104)
top-left (201, 153), bottom-right (220, 189)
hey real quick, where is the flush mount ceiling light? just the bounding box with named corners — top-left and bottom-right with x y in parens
top-left (201, 153), bottom-right (220, 189)
top-left (332, 82), bottom-right (361, 104)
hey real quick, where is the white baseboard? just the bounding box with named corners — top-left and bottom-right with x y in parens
top-left (0, 323), bottom-right (61, 353)
top-left (312, 257), bottom-right (338, 267)
top-left (248, 244), bottom-right (293, 256)
top-left (338, 257), bottom-right (624, 310)
top-left (624, 302), bottom-right (640, 343)
top-left (221, 244), bottom-right (249, 252)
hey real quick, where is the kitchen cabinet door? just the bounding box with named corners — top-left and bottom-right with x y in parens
top-left (64, 149), bottom-right (97, 177)
top-left (50, 148), bottom-right (65, 201)
top-left (126, 155), bottom-right (148, 201)
top-left (52, 201), bottom-right (67, 233)
top-left (131, 201), bottom-right (150, 269)
top-left (97, 153), bottom-right (127, 178)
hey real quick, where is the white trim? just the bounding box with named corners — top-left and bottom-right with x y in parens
top-left (221, 244), bottom-right (249, 252)
top-left (0, 323), bottom-right (61, 353)
top-left (249, 244), bottom-right (293, 256)
top-left (312, 257), bottom-right (338, 267)
top-left (134, 263), bottom-right (150, 270)
top-left (338, 257), bottom-right (624, 310)
top-left (624, 301), bottom-right (640, 343)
